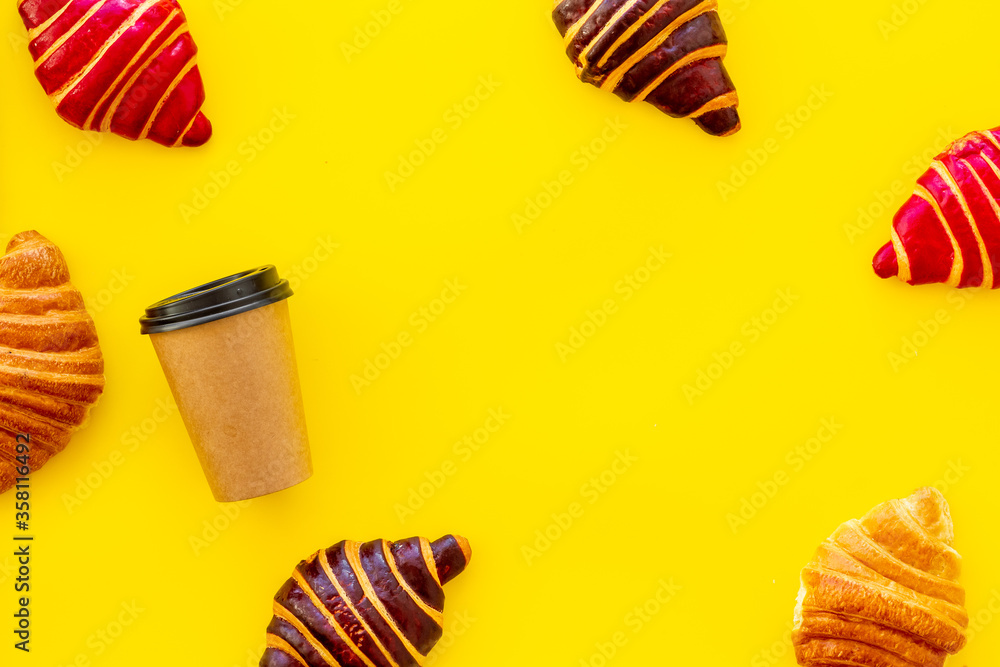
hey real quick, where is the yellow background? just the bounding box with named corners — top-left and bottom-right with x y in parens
top-left (1, 0), bottom-right (999, 664)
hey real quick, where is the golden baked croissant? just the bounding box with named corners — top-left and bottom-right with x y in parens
top-left (262, 535), bottom-right (471, 667)
top-left (793, 487), bottom-right (968, 667)
top-left (0, 231), bottom-right (104, 494)
top-left (552, 0), bottom-right (740, 136)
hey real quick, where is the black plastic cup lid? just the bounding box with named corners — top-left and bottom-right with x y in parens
top-left (139, 266), bottom-right (293, 335)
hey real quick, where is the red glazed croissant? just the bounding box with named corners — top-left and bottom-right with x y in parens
top-left (17, 0), bottom-right (212, 147)
top-left (262, 535), bottom-right (472, 667)
top-left (552, 0), bottom-right (740, 136)
top-left (873, 127), bottom-right (1000, 287)
top-left (793, 488), bottom-right (968, 667)
top-left (0, 231), bottom-right (105, 494)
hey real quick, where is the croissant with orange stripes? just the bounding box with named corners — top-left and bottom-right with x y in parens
top-left (262, 535), bottom-right (472, 667)
top-left (0, 231), bottom-right (105, 494)
top-left (793, 488), bottom-right (968, 667)
top-left (552, 0), bottom-right (740, 136)
top-left (873, 127), bottom-right (1000, 288)
top-left (17, 0), bottom-right (212, 147)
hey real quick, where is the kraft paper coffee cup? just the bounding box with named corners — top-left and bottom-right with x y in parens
top-left (139, 266), bottom-right (312, 502)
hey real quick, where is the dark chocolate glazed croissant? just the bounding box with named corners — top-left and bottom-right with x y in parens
top-left (552, 0), bottom-right (740, 136)
top-left (262, 535), bottom-right (471, 667)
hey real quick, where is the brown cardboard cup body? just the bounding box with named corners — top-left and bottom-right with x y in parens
top-left (150, 300), bottom-right (311, 501)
